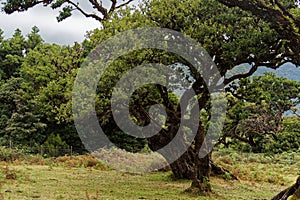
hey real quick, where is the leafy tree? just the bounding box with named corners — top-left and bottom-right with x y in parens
top-left (53, 0), bottom-right (298, 193)
top-left (18, 42), bottom-right (85, 150)
top-left (0, 77), bottom-right (46, 149)
top-left (25, 26), bottom-right (43, 52)
top-left (42, 133), bottom-right (70, 157)
top-left (268, 116), bottom-right (300, 153)
top-left (0, 29), bottom-right (84, 150)
top-left (5, 87), bottom-right (47, 148)
top-left (76, 0), bottom-right (292, 193)
top-left (0, 78), bottom-right (21, 145)
top-left (2, 0), bottom-right (300, 195)
top-left (140, 0), bottom-right (295, 193)
top-left (213, 2), bottom-right (300, 197)
top-left (0, 28), bottom-right (44, 147)
top-left (0, 27), bottom-right (43, 80)
top-left (222, 73), bottom-right (300, 152)
top-left (0, 29), bottom-right (25, 79)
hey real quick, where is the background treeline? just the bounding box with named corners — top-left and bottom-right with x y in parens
top-left (0, 27), bottom-right (85, 154)
top-left (0, 26), bottom-right (148, 155)
top-left (0, 26), bottom-right (299, 157)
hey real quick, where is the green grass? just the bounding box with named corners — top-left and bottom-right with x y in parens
top-left (0, 165), bottom-right (291, 200)
top-left (0, 150), bottom-right (298, 199)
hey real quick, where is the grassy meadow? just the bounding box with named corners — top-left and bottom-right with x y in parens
top-left (0, 149), bottom-right (298, 199)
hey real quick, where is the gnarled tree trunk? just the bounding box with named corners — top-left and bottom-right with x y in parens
top-left (185, 125), bottom-right (212, 195)
top-left (169, 146), bottom-right (196, 179)
top-left (271, 176), bottom-right (300, 200)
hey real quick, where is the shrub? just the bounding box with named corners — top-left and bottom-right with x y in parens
top-left (0, 146), bottom-right (24, 162)
top-left (225, 117), bottom-right (300, 154)
top-left (42, 133), bottom-right (69, 157)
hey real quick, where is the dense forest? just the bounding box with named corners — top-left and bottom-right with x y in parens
top-left (0, 28), bottom-right (299, 154)
top-left (0, 0), bottom-right (300, 199)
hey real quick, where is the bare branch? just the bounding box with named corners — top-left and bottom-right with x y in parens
top-left (224, 64), bottom-right (258, 85)
top-left (291, 109), bottom-right (300, 119)
top-left (88, 0), bottom-right (108, 19)
top-left (66, 0), bottom-right (103, 22)
top-left (109, 0), bottom-right (117, 14)
top-left (224, 58), bottom-right (291, 85)
top-left (115, 0), bottom-right (135, 9)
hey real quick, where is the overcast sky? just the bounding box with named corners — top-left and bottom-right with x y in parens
top-left (0, 3), bottom-right (109, 45)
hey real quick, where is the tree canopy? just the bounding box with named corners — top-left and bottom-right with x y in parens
top-left (217, 0), bottom-right (300, 65)
top-left (223, 72), bottom-right (300, 152)
top-left (79, 0), bottom-right (300, 193)
top-left (1, 0), bottom-right (300, 197)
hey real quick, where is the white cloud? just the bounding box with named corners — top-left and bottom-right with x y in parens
top-left (0, 0), bottom-right (138, 45)
top-left (0, 4), bottom-right (100, 45)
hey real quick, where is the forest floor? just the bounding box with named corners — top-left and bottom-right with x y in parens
top-left (0, 149), bottom-right (298, 200)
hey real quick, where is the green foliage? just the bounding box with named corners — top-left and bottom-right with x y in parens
top-left (82, 0), bottom-right (291, 155)
top-left (42, 133), bottom-right (69, 157)
top-left (0, 29), bottom-right (25, 79)
top-left (107, 130), bottom-right (147, 153)
top-left (17, 42), bottom-right (85, 150)
top-left (26, 26), bottom-right (43, 51)
top-left (265, 117), bottom-right (300, 153)
top-left (0, 29), bottom-right (3, 42)
top-left (0, 28), bottom-right (84, 152)
top-left (57, 5), bottom-right (72, 22)
top-left (0, 77), bottom-right (20, 145)
top-left (20, 43), bottom-right (82, 123)
top-left (0, 146), bottom-right (24, 162)
top-left (2, 0), bottom-right (72, 21)
top-left (0, 27), bottom-right (42, 80)
top-left (224, 73), bottom-right (300, 153)
top-left (4, 78), bottom-right (47, 148)
top-left (0, 1), bottom-right (299, 182)
top-left (144, 0), bottom-right (280, 75)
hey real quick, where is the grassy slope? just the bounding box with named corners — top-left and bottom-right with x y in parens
top-left (0, 150), bottom-right (298, 200)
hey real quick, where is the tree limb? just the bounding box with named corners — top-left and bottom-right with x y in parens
top-left (88, 0), bottom-right (108, 19)
top-left (224, 63), bottom-right (258, 85)
top-left (216, 0), bottom-right (300, 66)
top-left (66, 0), bottom-right (103, 22)
top-left (115, 0), bottom-right (135, 9)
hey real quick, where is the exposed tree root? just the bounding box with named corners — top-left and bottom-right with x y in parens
top-left (210, 160), bottom-right (238, 180)
top-left (271, 176), bottom-right (300, 200)
top-left (183, 179), bottom-right (212, 196)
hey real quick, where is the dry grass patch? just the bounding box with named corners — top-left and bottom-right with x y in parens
top-left (0, 150), bottom-right (298, 199)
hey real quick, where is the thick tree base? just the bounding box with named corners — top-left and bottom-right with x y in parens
top-left (184, 179), bottom-right (212, 196)
top-left (210, 160), bottom-right (238, 180)
top-left (169, 160), bottom-right (238, 181)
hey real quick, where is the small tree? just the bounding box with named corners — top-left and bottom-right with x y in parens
top-left (43, 133), bottom-right (69, 157)
top-left (223, 73), bottom-right (300, 152)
